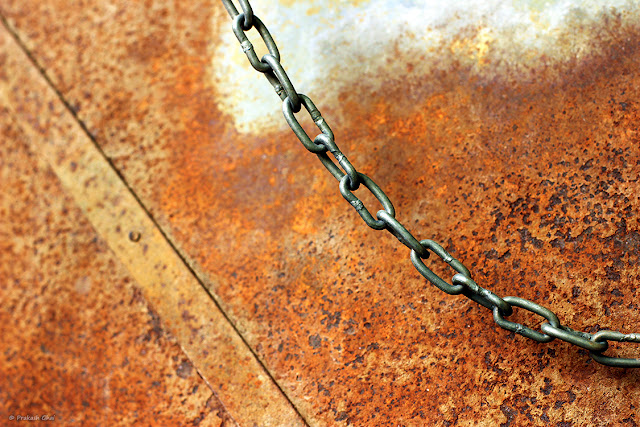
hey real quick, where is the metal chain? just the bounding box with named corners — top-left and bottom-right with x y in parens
top-left (220, 0), bottom-right (640, 368)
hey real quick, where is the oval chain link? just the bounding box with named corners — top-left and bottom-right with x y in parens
top-left (540, 324), bottom-right (608, 352)
top-left (222, 0), bottom-right (254, 29)
top-left (221, 0), bottom-right (640, 369)
top-left (493, 297), bottom-right (560, 343)
top-left (590, 331), bottom-right (640, 368)
top-left (232, 14), bottom-right (279, 73)
top-left (452, 274), bottom-right (513, 316)
top-left (377, 211), bottom-right (429, 258)
top-left (339, 173), bottom-right (394, 230)
top-left (283, 94), bottom-right (328, 153)
top-left (315, 134), bottom-right (360, 190)
top-left (410, 239), bottom-right (470, 295)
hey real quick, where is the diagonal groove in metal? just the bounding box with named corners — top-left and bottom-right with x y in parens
top-left (0, 11), bottom-right (310, 426)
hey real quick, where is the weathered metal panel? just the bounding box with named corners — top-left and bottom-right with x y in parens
top-left (0, 90), bottom-right (231, 426)
top-left (1, 0), bottom-right (639, 425)
top-left (0, 26), bottom-right (304, 427)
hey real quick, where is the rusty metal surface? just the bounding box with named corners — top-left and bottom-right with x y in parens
top-left (0, 25), bottom-right (304, 427)
top-left (0, 104), bottom-right (231, 425)
top-left (1, 0), bottom-right (640, 425)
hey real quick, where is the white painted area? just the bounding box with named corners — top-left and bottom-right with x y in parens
top-left (213, 0), bottom-right (639, 133)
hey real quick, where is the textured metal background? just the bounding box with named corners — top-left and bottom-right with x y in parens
top-left (0, 90), bottom-right (232, 425)
top-left (1, 0), bottom-right (639, 425)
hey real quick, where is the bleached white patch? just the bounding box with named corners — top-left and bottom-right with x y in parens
top-left (213, 0), bottom-right (639, 133)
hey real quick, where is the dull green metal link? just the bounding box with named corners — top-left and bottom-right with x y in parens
top-left (377, 210), bottom-right (429, 258)
top-left (339, 173), bottom-right (394, 230)
top-left (232, 14), bottom-right (279, 73)
top-left (452, 274), bottom-right (512, 316)
top-left (283, 94), bottom-right (328, 153)
top-left (410, 240), bottom-right (468, 295)
top-left (221, 0), bottom-right (253, 29)
top-left (221, 0), bottom-right (639, 369)
top-left (493, 297), bottom-right (560, 343)
top-left (590, 331), bottom-right (640, 368)
top-left (540, 324), bottom-right (608, 352)
top-left (314, 134), bottom-right (360, 191)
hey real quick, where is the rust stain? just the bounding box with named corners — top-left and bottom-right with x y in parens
top-left (0, 111), bottom-right (231, 425)
top-left (0, 22), bottom-right (304, 427)
top-left (1, 1), bottom-right (639, 426)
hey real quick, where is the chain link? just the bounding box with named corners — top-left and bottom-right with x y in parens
top-left (493, 297), bottom-right (560, 343)
top-left (221, 0), bottom-right (640, 369)
top-left (283, 94), bottom-right (328, 152)
top-left (231, 14), bottom-right (278, 73)
top-left (339, 173), bottom-right (394, 230)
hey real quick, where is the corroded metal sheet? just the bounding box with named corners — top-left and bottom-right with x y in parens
top-left (0, 99), bottom-right (230, 424)
top-left (2, 0), bottom-right (639, 425)
top-left (0, 25), bottom-right (303, 427)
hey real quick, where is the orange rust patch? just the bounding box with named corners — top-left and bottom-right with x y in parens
top-left (159, 9), bottom-right (640, 425)
top-left (157, 12), bottom-right (640, 425)
top-left (0, 107), bottom-right (231, 425)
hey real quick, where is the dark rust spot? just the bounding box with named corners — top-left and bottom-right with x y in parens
top-left (308, 334), bottom-right (321, 349)
top-left (176, 360), bottom-right (194, 379)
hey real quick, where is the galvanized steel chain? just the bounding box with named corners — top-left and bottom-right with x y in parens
top-left (220, 0), bottom-right (640, 368)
